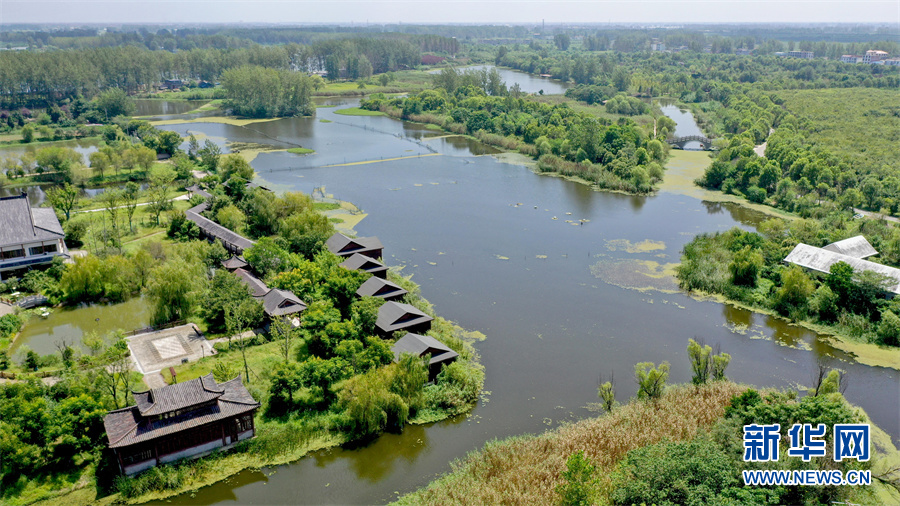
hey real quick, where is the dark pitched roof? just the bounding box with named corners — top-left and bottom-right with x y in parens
top-left (185, 203), bottom-right (256, 253)
top-left (356, 277), bottom-right (408, 299)
top-left (133, 374), bottom-right (223, 416)
top-left (222, 256), bottom-right (249, 270)
top-left (0, 193), bottom-right (65, 247)
top-left (185, 184), bottom-right (212, 199)
top-left (104, 375), bottom-right (259, 449)
top-left (376, 302), bottom-right (434, 333)
top-left (339, 253), bottom-right (388, 275)
top-left (392, 333), bottom-right (458, 365)
top-left (325, 232), bottom-right (383, 257)
top-left (245, 181), bottom-right (271, 192)
top-left (259, 288), bottom-right (307, 317)
top-left (233, 268), bottom-right (269, 297)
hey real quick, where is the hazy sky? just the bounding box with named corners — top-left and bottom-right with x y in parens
top-left (1, 0), bottom-right (898, 25)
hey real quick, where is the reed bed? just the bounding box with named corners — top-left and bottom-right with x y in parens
top-left (396, 381), bottom-right (748, 505)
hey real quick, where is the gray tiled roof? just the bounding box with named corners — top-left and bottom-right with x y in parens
top-left (325, 232), bottom-right (383, 257)
top-left (376, 302), bottom-right (434, 333)
top-left (822, 236), bottom-right (878, 259)
top-left (784, 243), bottom-right (900, 294)
top-left (233, 268), bottom-right (269, 297)
top-left (185, 203), bottom-right (256, 253)
top-left (104, 375), bottom-right (260, 449)
top-left (260, 289), bottom-right (307, 317)
top-left (356, 277), bottom-right (407, 299)
top-left (339, 253), bottom-right (388, 275)
top-left (222, 256), bottom-right (249, 270)
top-left (392, 333), bottom-right (458, 365)
top-left (185, 184), bottom-right (213, 199)
top-left (0, 193), bottom-right (65, 247)
top-left (134, 374), bottom-right (223, 416)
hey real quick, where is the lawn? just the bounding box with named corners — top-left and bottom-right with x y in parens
top-left (333, 107), bottom-right (385, 116)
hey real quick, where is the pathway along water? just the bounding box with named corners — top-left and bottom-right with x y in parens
top-left (151, 95), bottom-right (898, 505)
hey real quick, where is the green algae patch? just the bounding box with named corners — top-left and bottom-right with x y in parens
top-left (819, 334), bottom-right (900, 370)
top-left (589, 257), bottom-right (680, 293)
top-left (287, 147), bottom-right (315, 155)
top-left (334, 107), bottom-right (385, 116)
top-left (661, 150), bottom-right (796, 220)
top-left (491, 151), bottom-right (538, 170)
top-left (605, 239), bottom-right (666, 254)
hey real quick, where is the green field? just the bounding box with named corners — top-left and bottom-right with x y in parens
top-left (333, 107), bottom-right (385, 116)
top-left (776, 88), bottom-right (898, 177)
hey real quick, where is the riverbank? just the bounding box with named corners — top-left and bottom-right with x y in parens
top-left (686, 291), bottom-right (900, 370)
top-left (395, 381), bottom-right (900, 505)
top-left (15, 189), bottom-right (485, 506)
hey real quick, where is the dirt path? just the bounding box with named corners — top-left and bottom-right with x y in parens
top-left (853, 208), bottom-right (900, 224)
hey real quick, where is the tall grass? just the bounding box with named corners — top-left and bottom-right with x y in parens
top-left (396, 382), bottom-right (748, 506)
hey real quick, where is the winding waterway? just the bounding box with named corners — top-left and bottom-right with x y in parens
top-left (146, 88), bottom-right (897, 504)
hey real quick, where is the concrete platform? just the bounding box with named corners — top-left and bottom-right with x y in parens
top-left (127, 324), bottom-right (215, 374)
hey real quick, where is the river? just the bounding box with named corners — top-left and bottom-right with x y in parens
top-left (142, 88), bottom-right (898, 504)
top-left (429, 65), bottom-right (571, 95)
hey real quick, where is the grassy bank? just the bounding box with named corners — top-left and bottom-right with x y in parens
top-left (677, 227), bottom-right (900, 370)
top-left (396, 381), bottom-right (900, 505)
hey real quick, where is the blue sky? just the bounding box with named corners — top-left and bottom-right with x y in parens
top-left (1, 0), bottom-right (897, 24)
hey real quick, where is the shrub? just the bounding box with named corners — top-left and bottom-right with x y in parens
top-left (634, 361), bottom-right (669, 401)
top-left (556, 451), bottom-right (598, 506)
top-left (610, 437), bottom-right (737, 506)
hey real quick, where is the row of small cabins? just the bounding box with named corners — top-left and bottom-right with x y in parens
top-left (106, 187), bottom-right (457, 475)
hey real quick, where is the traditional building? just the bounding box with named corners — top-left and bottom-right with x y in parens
top-left (221, 256), bottom-right (249, 271)
top-left (356, 277), bottom-right (408, 301)
top-left (326, 232), bottom-right (383, 259)
top-left (233, 268), bottom-right (306, 322)
top-left (259, 289), bottom-right (307, 320)
top-left (103, 374), bottom-right (260, 475)
top-left (0, 193), bottom-right (67, 281)
top-left (376, 302), bottom-right (433, 336)
top-left (339, 253), bottom-right (388, 278)
top-left (234, 267), bottom-right (269, 297)
top-left (185, 203), bottom-right (256, 255)
top-left (392, 333), bottom-right (458, 379)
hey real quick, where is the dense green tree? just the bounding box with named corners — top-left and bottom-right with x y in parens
top-left (634, 361), bottom-right (669, 401)
top-left (201, 269), bottom-right (255, 334)
top-left (46, 182), bottom-right (79, 221)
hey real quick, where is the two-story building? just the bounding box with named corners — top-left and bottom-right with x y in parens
top-left (103, 374), bottom-right (260, 475)
top-left (0, 193), bottom-right (67, 281)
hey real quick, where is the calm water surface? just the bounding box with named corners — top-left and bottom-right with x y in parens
top-left (134, 99), bottom-right (208, 118)
top-left (11, 296), bottom-right (151, 355)
top-left (450, 65), bottom-right (572, 95)
top-left (146, 100), bottom-right (898, 505)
